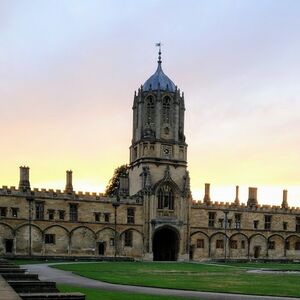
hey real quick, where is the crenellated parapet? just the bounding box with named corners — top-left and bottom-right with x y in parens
top-left (192, 200), bottom-right (300, 214)
top-left (0, 185), bottom-right (140, 205)
top-left (191, 183), bottom-right (299, 213)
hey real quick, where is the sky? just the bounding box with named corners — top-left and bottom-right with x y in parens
top-left (0, 0), bottom-right (299, 206)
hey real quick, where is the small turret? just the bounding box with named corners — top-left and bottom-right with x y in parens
top-left (247, 187), bottom-right (258, 208)
top-left (203, 183), bottom-right (211, 205)
top-left (65, 170), bottom-right (73, 194)
top-left (234, 185), bottom-right (240, 206)
top-left (19, 166), bottom-right (30, 190)
top-left (281, 189), bottom-right (289, 209)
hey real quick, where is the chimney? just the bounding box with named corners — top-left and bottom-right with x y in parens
top-left (203, 183), bottom-right (211, 205)
top-left (247, 187), bottom-right (258, 208)
top-left (281, 189), bottom-right (288, 209)
top-left (65, 170), bottom-right (73, 194)
top-left (234, 185), bottom-right (240, 205)
top-left (19, 166), bottom-right (30, 190)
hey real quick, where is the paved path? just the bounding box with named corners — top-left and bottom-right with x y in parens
top-left (24, 263), bottom-right (300, 300)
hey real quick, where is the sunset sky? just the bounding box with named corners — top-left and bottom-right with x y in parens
top-left (1, 1), bottom-right (299, 206)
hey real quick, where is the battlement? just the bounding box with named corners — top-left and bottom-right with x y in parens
top-left (0, 184), bottom-right (141, 205)
top-left (191, 199), bottom-right (300, 213)
top-left (192, 183), bottom-right (299, 212)
top-left (1, 185), bottom-right (103, 199)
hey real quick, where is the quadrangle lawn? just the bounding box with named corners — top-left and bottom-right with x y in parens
top-left (52, 262), bottom-right (300, 298)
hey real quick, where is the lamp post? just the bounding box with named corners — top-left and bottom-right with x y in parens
top-left (112, 190), bottom-right (120, 258)
top-left (223, 210), bottom-right (229, 262)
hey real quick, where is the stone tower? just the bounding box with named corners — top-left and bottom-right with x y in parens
top-left (129, 46), bottom-right (191, 261)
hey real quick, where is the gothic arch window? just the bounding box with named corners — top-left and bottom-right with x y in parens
top-left (162, 97), bottom-right (171, 124)
top-left (145, 96), bottom-right (155, 124)
top-left (157, 184), bottom-right (174, 210)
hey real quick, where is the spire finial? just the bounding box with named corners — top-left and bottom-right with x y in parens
top-left (155, 42), bottom-right (162, 64)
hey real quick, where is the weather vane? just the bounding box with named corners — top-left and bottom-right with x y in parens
top-left (155, 42), bottom-right (163, 63)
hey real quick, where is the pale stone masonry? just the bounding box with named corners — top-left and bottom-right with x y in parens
top-left (0, 50), bottom-right (299, 261)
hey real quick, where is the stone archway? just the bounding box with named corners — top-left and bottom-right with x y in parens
top-left (153, 226), bottom-right (179, 261)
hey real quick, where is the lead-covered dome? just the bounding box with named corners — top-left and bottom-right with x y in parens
top-left (143, 63), bottom-right (176, 92)
top-left (143, 47), bottom-right (176, 93)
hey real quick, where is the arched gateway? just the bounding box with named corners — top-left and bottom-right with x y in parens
top-left (153, 227), bottom-right (179, 261)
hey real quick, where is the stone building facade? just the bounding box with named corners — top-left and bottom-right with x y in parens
top-left (0, 49), bottom-right (300, 261)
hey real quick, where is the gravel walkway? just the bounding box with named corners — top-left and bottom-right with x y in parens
top-left (24, 263), bottom-right (300, 300)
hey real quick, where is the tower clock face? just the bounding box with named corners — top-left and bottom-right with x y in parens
top-left (162, 145), bottom-right (172, 158)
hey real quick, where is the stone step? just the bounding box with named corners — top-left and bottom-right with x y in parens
top-left (0, 275), bottom-right (22, 300)
top-left (19, 292), bottom-right (85, 300)
top-left (8, 280), bottom-right (58, 293)
top-left (0, 264), bottom-right (20, 268)
top-left (0, 268), bottom-right (26, 274)
top-left (2, 273), bottom-right (39, 281)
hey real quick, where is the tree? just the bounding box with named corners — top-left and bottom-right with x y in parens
top-left (104, 164), bottom-right (128, 197)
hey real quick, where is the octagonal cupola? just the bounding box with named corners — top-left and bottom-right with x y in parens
top-left (130, 46), bottom-right (187, 171)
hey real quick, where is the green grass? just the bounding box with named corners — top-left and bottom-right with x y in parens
top-left (53, 262), bottom-right (300, 297)
top-left (210, 261), bottom-right (300, 270)
top-left (58, 284), bottom-right (189, 300)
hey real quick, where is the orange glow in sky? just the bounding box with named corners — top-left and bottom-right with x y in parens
top-left (0, 1), bottom-right (299, 206)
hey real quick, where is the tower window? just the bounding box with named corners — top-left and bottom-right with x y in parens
top-left (162, 97), bottom-right (171, 123)
top-left (157, 184), bottom-right (174, 210)
top-left (145, 96), bottom-right (155, 124)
